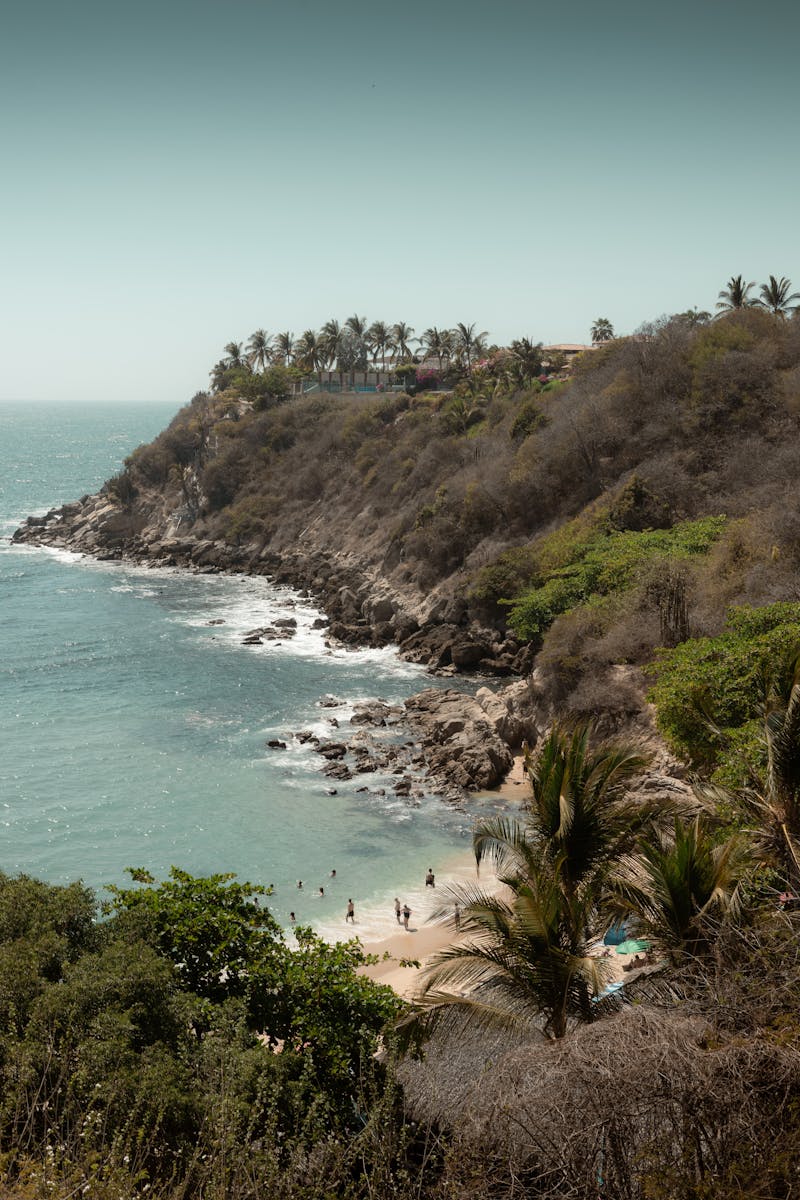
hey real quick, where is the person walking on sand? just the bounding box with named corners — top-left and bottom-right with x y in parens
top-left (394, 897), bottom-right (402, 923)
top-left (346, 898), bottom-right (355, 923)
top-left (425, 867), bottom-right (435, 887)
top-left (402, 903), bottom-right (411, 930)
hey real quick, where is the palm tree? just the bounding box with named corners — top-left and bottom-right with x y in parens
top-left (454, 322), bottom-right (488, 371)
top-left (420, 327), bottom-right (457, 374)
top-left (715, 275), bottom-right (756, 313)
top-left (755, 275), bottom-right (800, 317)
top-left (590, 317), bottom-right (614, 344)
top-left (273, 332), bottom-right (295, 366)
top-left (391, 322), bottom-right (415, 363)
top-left (476, 725), bottom-right (651, 900)
top-left (411, 852), bottom-right (609, 1042)
top-left (345, 314), bottom-right (369, 384)
top-left (367, 320), bottom-right (391, 373)
top-left (318, 319), bottom-right (344, 389)
top-left (406, 726), bottom-right (649, 1042)
top-left (508, 337), bottom-right (544, 385)
top-left (246, 329), bottom-right (272, 373)
top-left (609, 817), bottom-right (750, 960)
top-left (223, 341), bottom-right (248, 371)
top-left (295, 329), bottom-right (324, 385)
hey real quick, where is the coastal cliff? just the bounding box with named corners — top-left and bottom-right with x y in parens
top-left (14, 309), bottom-right (800, 789)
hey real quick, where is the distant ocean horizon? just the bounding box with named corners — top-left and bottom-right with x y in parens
top-left (0, 401), bottom-right (497, 941)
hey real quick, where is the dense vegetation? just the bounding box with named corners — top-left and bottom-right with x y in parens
top-left (6, 704), bottom-right (800, 1197)
top-left (109, 302), bottom-right (800, 727)
top-left (0, 868), bottom-right (409, 1199)
top-left (15, 286), bottom-right (800, 1195)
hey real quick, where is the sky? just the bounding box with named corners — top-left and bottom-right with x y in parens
top-left (1, 0), bottom-right (798, 404)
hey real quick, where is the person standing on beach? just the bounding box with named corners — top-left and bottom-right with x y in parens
top-left (425, 868), bottom-right (435, 887)
top-left (346, 898), bottom-right (355, 923)
top-left (402, 903), bottom-right (411, 930)
top-left (394, 897), bottom-right (401, 923)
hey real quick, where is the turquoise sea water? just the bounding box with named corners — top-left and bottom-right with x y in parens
top-left (0, 401), bottom-right (492, 938)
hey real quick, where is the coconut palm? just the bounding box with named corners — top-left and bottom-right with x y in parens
top-left (475, 724), bottom-right (651, 900)
top-left (420, 327), bottom-right (457, 372)
top-left (508, 337), bottom-right (544, 385)
top-left (404, 726), bottom-right (651, 1043)
top-left (345, 313), bottom-right (368, 356)
top-left (318, 319), bottom-right (344, 388)
top-left (223, 341), bottom-right (248, 370)
top-left (391, 321), bottom-right (415, 363)
top-left (344, 314), bottom-right (369, 384)
top-left (246, 329), bottom-right (272, 372)
top-left (591, 317), bottom-right (614, 344)
top-left (715, 275), bottom-right (756, 313)
top-left (609, 817), bottom-right (750, 960)
top-left (295, 329), bottom-right (325, 384)
top-left (273, 331), bottom-right (295, 366)
top-left (755, 275), bottom-right (800, 317)
top-left (366, 320), bottom-right (392, 371)
top-left (454, 322), bottom-right (488, 370)
top-left (410, 852), bottom-right (609, 1042)
top-left (319, 320), bottom-right (341, 360)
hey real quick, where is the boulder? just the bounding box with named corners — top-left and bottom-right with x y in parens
top-left (404, 687), bottom-right (515, 792)
top-left (365, 596), bottom-right (396, 624)
top-left (450, 638), bottom-right (489, 669)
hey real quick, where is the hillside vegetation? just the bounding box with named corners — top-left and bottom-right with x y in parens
top-left (109, 307), bottom-right (800, 720)
top-left (10, 304), bottom-right (800, 1198)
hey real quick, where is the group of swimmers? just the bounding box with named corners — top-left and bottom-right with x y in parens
top-left (288, 869), bottom-right (354, 924)
top-left (286, 865), bottom-right (456, 931)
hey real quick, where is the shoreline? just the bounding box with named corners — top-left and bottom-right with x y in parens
top-left (351, 757), bottom-right (528, 998)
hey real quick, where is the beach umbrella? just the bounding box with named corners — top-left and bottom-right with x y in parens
top-left (615, 938), bottom-right (650, 956)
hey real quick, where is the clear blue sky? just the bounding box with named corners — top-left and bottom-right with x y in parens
top-left (2, 0), bottom-right (797, 403)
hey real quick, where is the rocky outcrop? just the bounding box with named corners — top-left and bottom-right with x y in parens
top-left (13, 494), bottom-right (523, 677)
top-left (403, 687), bottom-right (526, 792)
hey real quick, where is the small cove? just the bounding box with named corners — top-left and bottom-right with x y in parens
top-left (0, 401), bottom-right (502, 932)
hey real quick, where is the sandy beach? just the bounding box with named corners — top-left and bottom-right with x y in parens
top-left (357, 755), bottom-right (528, 998)
top-left (353, 753), bottom-right (644, 999)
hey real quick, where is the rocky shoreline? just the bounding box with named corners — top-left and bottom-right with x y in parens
top-left (13, 492), bottom-right (532, 677)
top-left (13, 493), bottom-right (539, 799)
top-left (12, 492), bottom-right (692, 807)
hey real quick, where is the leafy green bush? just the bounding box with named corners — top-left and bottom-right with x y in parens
top-left (0, 868), bottom-right (403, 1194)
top-left (648, 601), bottom-right (800, 768)
top-left (510, 397), bottom-right (546, 441)
top-left (507, 516), bottom-right (726, 640)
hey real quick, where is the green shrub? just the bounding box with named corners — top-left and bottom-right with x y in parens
top-left (648, 601), bottom-right (800, 767)
top-left (510, 397), bottom-right (546, 440)
top-left (507, 516), bottom-right (726, 640)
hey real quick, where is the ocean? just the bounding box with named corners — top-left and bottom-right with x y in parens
top-left (0, 401), bottom-right (500, 940)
